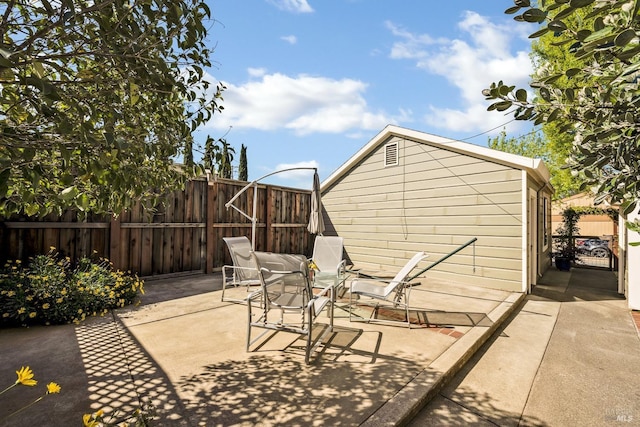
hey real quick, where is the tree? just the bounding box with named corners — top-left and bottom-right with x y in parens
top-left (529, 6), bottom-right (596, 198)
top-left (488, 129), bottom-right (578, 198)
top-left (0, 0), bottom-right (224, 217)
top-left (488, 128), bottom-right (550, 160)
top-left (483, 0), bottom-right (640, 215)
top-left (203, 136), bottom-right (217, 172)
top-left (202, 136), bottom-right (235, 178)
top-left (238, 144), bottom-right (248, 181)
top-left (219, 138), bottom-right (234, 179)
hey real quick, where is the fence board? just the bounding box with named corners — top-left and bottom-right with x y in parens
top-left (1, 178), bottom-right (313, 277)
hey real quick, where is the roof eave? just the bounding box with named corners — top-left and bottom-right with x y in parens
top-left (321, 124), bottom-right (552, 191)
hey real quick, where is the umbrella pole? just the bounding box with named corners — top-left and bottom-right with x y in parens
top-left (252, 181), bottom-right (258, 251)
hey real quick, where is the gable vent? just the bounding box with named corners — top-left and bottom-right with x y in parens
top-left (384, 142), bottom-right (399, 167)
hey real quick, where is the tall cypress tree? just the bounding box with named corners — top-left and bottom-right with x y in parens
top-left (238, 144), bottom-right (248, 181)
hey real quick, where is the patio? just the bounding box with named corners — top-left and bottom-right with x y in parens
top-left (0, 272), bottom-right (522, 426)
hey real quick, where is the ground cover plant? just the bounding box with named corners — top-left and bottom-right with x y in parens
top-left (0, 250), bottom-right (143, 327)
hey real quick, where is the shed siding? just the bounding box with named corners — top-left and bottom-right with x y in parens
top-left (323, 136), bottom-right (524, 291)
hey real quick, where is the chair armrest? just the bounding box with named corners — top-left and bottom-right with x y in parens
top-left (313, 281), bottom-right (334, 298)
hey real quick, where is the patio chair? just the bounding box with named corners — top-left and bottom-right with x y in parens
top-left (348, 251), bottom-right (428, 328)
top-left (221, 236), bottom-right (260, 303)
top-left (309, 236), bottom-right (347, 292)
top-left (247, 251), bottom-right (334, 364)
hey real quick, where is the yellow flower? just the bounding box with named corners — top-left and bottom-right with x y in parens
top-left (17, 307), bottom-right (25, 314)
top-left (15, 366), bottom-right (37, 386)
top-left (29, 312), bottom-right (36, 318)
top-left (83, 409), bottom-right (104, 427)
top-left (7, 290), bottom-right (15, 297)
top-left (42, 303), bottom-right (50, 309)
top-left (46, 382), bottom-right (61, 394)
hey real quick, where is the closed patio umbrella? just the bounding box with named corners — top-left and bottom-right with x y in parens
top-left (308, 170), bottom-right (325, 235)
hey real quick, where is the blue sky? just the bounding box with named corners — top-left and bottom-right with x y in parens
top-left (196, 0), bottom-right (538, 189)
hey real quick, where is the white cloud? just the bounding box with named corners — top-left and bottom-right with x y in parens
top-left (267, 0), bottom-right (314, 13)
top-left (206, 71), bottom-right (406, 135)
top-left (247, 67), bottom-right (267, 78)
top-left (387, 11), bottom-right (533, 134)
top-left (281, 35), bottom-right (298, 44)
top-left (385, 21), bottom-right (439, 60)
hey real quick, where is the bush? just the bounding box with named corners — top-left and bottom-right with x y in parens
top-left (0, 250), bottom-right (144, 327)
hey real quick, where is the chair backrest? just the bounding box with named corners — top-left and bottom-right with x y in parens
top-left (311, 236), bottom-right (344, 272)
top-left (382, 252), bottom-right (428, 296)
top-left (223, 236), bottom-right (259, 281)
top-left (252, 251), bottom-right (311, 307)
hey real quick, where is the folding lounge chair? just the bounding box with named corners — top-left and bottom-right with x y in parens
top-left (221, 236), bottom-right (260, 303)
top-left (349, 251), bottom-right (428, 328)
top-left (309, 236), bottom-right (347, 292)
top-left (247, 251), bottom-right (334, 364)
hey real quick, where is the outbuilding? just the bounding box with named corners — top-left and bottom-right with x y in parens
top-left (321, 125), bottom-right (553, 293)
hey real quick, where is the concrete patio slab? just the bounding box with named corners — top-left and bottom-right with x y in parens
top-left (0, 273), bottom-right (523, 426)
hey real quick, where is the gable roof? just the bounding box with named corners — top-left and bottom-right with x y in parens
top-left (321, 124), bottom-right (551, 191)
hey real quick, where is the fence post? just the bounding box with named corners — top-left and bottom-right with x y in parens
top-left (206, 181), bottom-right (216, 274)
top-left (109, 215), bottom-right (121, 270)
top-left (266, 186), bottom-right (273, 252)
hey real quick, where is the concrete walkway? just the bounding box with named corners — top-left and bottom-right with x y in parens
top-left (410, 267), bottom-right (640, 426)
top-left (0, 272), bottom-right (522, 426)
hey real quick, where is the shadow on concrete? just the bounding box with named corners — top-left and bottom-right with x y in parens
top-left (74, 315), bottom-right (189, 426)
top-left (532, 268), bottom-right (622, 303)
top-left (349, 305), bottom-right (494, 328)
top-left (410, 385), bottom-right (548, 426)
top-left (175, 338), bottom-right (431, 426)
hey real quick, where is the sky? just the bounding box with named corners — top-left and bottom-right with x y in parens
top-left (195, 0), bottom-right (539, 189)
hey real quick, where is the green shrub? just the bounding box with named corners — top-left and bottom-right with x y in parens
top-left (0, 250), bottom-right (144, 327)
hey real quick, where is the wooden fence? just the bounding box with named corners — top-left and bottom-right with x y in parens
top-left (0, 178), bottom-right (314, 277)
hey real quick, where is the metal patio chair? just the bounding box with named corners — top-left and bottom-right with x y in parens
top-left (221, 236), bottom-right (260, 303)
top-left (247, 251), bottom-right (334, 364)
top-left (349, 251), bottom-right (428, 328)
top-left (309, 235), bottom-right (347, 292)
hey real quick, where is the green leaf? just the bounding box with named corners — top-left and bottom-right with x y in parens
top-left (60, 186), bottom-right (79, 202)
top-left (505, 6), bottom-right (522, 14)
top-left (33, 62), bottom-right (46, 78)
top-left (547, 20), bottom-right (567, 32)
top-left (583, 26), bottom-right (615, 43)
top-left (495, 101), bottom-right (513, 111)
top-left (515, 88), bottom-right (528, 102)
top-left (614, 29), bottom-right (637, 47)
top-left (554, 6), bottom-right (576, 20)
top-left (0, 56), bottom-right (13, 68)
top-left (576, 29), bottom-right (592, 41)
top-left (539, 87), bottom-right (551, 101)
top-left (547, 108), bottom-right (562, 122)
top-left (130, 82), bottom-right (140, 106)
top-left (522, 8), bottom-right (548, 23)
top-left (529, 27), bottom-right (550, 38)
top-left (622, 201), bottom-right (638, 216)
top-left (565, 68), bottom-right (581, 78)
top-left (565, 88), bottom-right (574, 101)
top-left (569, 0), bottom-right (594, 7)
